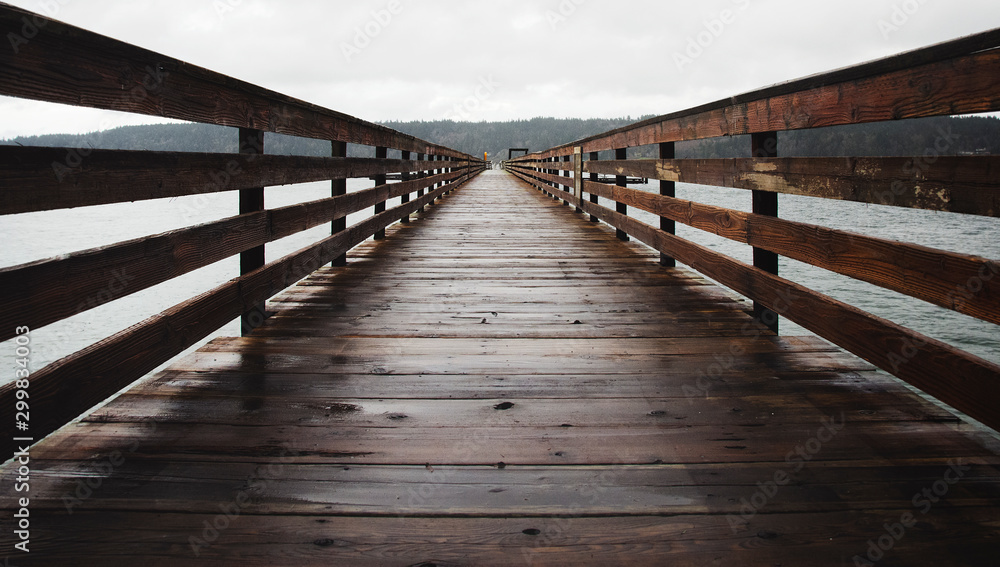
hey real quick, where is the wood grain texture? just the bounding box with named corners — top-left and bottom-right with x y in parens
top-left (0, 169), bottom-right (470, 342)
top-left (583, 157), bottom-right (1000, 217)
top-left (2, 170), bottom-right (998, 565)
top-left (0, 146), bottom-right (462, 214)
top-left (581, 178), bottom-right (1000, 325)
top-left (0, 5), bottom-right (480, 159)
top-left (508, 33), bottom-right (1000, 160)
top-left (0, 172), bottom-right (479, 459)
top-left (511, 169), bottom-right (1000, 432)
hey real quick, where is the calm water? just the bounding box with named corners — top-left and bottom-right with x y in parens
top-left (605, 181), bottom-right (999, 366)
top-left (1, 179), bottom-right (377, 384)
top-left (1, 176), bottom-right (997, 388)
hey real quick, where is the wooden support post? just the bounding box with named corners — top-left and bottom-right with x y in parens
top-left (374, 146), bottom-right (387, 240)
top-left (562, 155), bottom-right (571, 206)
top-left (589, 151), bottom-right (599, 222)
top-left (573, 147), bottom-right (583, 214)
top-left (752, 131), bottom-right (780, 334)
top-left (416, 152), bottom-right (424, 202)
top-left (615, 147), bottom-right (629, 241)
top-left (659, 142), bottom-right (677, 268)
top-left (239, 127), bottom-right (265, 336)
top-left (400, 150), bottom-right (411, 223)
top-left (331, 140), bottom-right (348, 267)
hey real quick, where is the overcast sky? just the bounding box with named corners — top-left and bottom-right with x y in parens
top-left (2, 0), bottom-right (999, 139)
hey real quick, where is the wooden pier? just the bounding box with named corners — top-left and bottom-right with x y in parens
top-left (1, 4), bottom-right (999, 565)
top-left (8, 169), bottom-right (1000, 565)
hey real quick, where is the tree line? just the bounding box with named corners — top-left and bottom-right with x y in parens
top-left (3, 115), bottom-right (998, 161)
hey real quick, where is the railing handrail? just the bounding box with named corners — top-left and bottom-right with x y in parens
top-left (507, 27), bottom-right (1000, 161)
top-left (504, 30), bottom-right (1000, 433)
top-left (0, 2), bottom-right (485, 458)
top-left (0, 1), bottom-right (471, 159)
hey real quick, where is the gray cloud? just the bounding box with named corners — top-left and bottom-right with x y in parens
top-left (2, 0), bottom-right (998, 138)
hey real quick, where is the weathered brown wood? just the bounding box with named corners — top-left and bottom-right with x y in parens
top-left (373, 146), bottom-right (388, 240)
top-left (0, 170), bottom-right (464, 343)
top-left (2, 170), bottom-right (999, 565)
top-left (509, 33), bottom-right (1000, 159)
top-left (331, 140), bottom-right (348, 267)
top-left (659, 142), bottom-right (676, 267)
top-left (581, 179), bottom-right (1000, 326)
top-left (0, 146), bottom-right (452, 215)
top-left (400, 150), bottom-right (411, 223)
top-left (12, 510), bottom-right (1000, 566)
top-left (0, 174), bottom-right (477, 459)
top-left (515, 171), bottom-right (1000, 433)
top-left (0, 4), bottom-right (471, 159)
top-left (239, 128), bottom-right (266, 335)
top-left (583, 156), bottom-right (1000, 217)
top-left (752, 132), bottom-right (780, 334)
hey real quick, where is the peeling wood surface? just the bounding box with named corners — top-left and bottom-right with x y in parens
top-left (3, 171), bottom-right (999, 565)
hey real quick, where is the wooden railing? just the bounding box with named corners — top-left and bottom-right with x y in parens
top-left (505, 29), bottom-right (1000, 432)
top-left (0, 3), bottom-right (485, 456)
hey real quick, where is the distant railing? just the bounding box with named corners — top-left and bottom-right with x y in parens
top-left (0, 3), bottom-right (485, 456)
top-left (505, 29), bottom-right (1000, 432)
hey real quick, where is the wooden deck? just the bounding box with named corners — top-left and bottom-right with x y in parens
top-left (6, 170), bottom-right (1000, 565)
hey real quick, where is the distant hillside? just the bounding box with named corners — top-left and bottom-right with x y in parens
top-left (3, 115), bottom-right (998, 160)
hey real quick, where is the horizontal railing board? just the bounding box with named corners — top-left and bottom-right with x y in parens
top-left (0, 171), bottom-right (480, 459)
top-left (582, 179), bottom-right (1000, 326)
top-left (0, 169), bottom-right (468, 342)
top-left (582, 157), bottom-right (1000, 218)
top-left (0, 147), bottom-right (464, 214)
top-left (509, 168), bottom-right (1000, 433)
top-left (0, 4), bottom-right (471, 159)
top-left (509, 43), bottom-right (1000, 160)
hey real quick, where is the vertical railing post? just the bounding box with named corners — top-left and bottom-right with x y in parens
top-left (615, 147), bottom-right (629, 241)
top-left (374, 146), bottom-right (388, 240)
top-left (416, 153), bottom-right (425, 208)
top-left (562, 154), bottom-right (571, 206)
top-left (659, 142), bottom-right (676, 268)
top-left (239, 127), bottom-right (265, 336)
top-left (331, 140), bottom-right (348, 267)
top-left (752, 131), bottom-right (779, 334)
top-left (573, 147), bottom-right (583, 214)
top-left (400, 150), bottom-right (411, 224)
top-left (589, 151), bottom-right (599, 222)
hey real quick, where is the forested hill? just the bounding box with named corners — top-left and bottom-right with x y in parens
top-left (3, 115), bottom-right (999, 160)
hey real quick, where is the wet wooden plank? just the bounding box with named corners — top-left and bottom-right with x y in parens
top-left (2, 170), bottom-right (999, 566)
top-left (17, 509), bottom-right (1000, 566)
